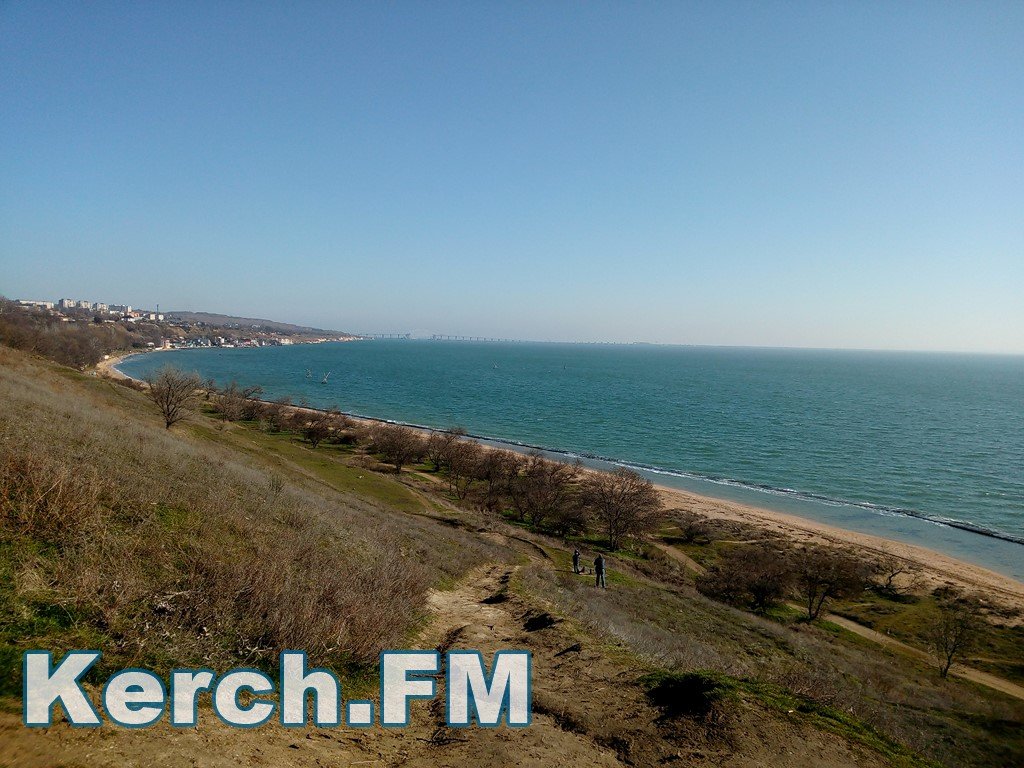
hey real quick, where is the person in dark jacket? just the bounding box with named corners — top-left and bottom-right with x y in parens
top-left (572, 548), bottom-right (581, 574)
top-left (594, 554), bottom-right (607, 589)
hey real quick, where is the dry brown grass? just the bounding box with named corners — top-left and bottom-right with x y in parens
top-left (0, 348), bottom-right (502, 688)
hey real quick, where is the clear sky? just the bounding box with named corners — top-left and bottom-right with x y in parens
top-left (2, 1), bottom-right (1022, 351)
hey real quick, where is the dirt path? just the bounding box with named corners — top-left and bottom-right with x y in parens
top-left (652, 540), bottom-right (1024, 703)
top-left (820, 613), bottom-right (1024, 700)
top-left (654, 538), bottom-right (708, 575)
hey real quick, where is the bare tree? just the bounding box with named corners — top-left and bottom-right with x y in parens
top-left (579, 467), bottom-right (662, 549)
top-left (793, 546), bottom-right (866, 620)
top-left (425, 427), bottom-right (466, 472)
top-left (146, 366), bottom-right (202, 429)
top-left (301, 409), bottom-right (337, 449)
top-left (215, 380), bottom-right (264, 421)
top-left (446, 440), bottom-right (482, 499)
top-left (472, 448), bottom-right (520, 510)
top-left (696, 544), bottom-right (793, 612)
top-left (871, 555), bottom-right (922, 599)
top-left (548, 498), bottom-right (590, 537)
top-left (506, 452), bottom-right (578, 530)
top-left (259, 397), bottom-right (295, 432)
top-left (928, 595), bottom-right (980, 678)
top-left (369, 424), bottom-right (425, 473)
top-left (673, 510), bottom-right (711, 544)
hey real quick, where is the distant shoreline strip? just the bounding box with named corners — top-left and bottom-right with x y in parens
top-left (112, 353), bottom-right (1024, 549)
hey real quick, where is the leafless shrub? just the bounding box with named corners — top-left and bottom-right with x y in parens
top-left (506, 452), bottom-right (580, 530)
top-left (146, 366), bottom-right (202, 429)
top-left (425, 427), bottom-right (466, 472)
top-left (871, 554), bottom-right (923, 600)
top-left (446, 439), bottom-right (482, 499)
top-left (328, 413), bottom-right (357, 440)
top-left (300, 408), bottom-right (337, 448)
top-left (673, 509), bottom-right (711, 544)
top-left (214, 380), bottom-right (264, 421)
top-left (471, 448), bottom-right (520, 510)
top-left (548, 498), bottom-right (591, 538)
top-left (260, 397), bottom-right (295, 432)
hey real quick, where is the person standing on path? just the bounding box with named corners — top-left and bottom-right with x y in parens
top-left (595, 554), bottom-right (607, 589)
top-left (572, 548), bottom-right (581, 574)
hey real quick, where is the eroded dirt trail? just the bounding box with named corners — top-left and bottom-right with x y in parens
top-left (392, 562), bottom-right (626, 767)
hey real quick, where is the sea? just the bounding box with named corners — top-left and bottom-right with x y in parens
top-left (118, 342), bottom-right (1024, 580)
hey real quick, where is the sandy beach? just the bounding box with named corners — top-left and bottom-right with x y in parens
top-left (95, 350), bottom-right (144, 381)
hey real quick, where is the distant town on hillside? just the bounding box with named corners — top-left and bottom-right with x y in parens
top-left (9, 296), bottom-right (356, 351)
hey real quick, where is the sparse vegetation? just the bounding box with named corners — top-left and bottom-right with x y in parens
top-left (0, 347), bottom-right (499, 692)
top-left (146, 365), bottom-right (202, 428)
top-left (928, 592), bottom-right (980, 678)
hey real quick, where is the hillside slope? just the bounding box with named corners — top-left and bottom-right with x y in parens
top-left (1, 347), bottom-right (1021, 767)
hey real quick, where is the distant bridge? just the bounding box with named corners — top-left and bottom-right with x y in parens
top-left (363, 333), bottom-right (517, 342)
top-left (428, 334), bottom-right (516, 342)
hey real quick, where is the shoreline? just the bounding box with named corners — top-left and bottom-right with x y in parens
top-left (104, 354), bottom-right (1024, 608)
top-left (96, 349), bottom-right (146, 381)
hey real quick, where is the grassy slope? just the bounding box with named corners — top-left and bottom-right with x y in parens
top-left (0, 348), bottom-right (505, 692)
top-left (2, 347), bottom-right (1022, 767)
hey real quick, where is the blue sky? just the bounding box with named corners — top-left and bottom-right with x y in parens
top-left (2, 1), bottom-right (1022, 351)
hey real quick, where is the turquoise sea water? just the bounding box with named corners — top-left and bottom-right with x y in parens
top-left (119, 342), bottom-right (1024, 579)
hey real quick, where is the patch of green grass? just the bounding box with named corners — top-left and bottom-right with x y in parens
top-left (190, 419), bottom-right (427, 515)
top-left (659, 537), bottom-right (719, 567)
top-left (762, 602), bottom-right (804, 624)
top-left (743, 679), bottom-right (939, 768)
top-left (0, 545), bottom-right (111, 696)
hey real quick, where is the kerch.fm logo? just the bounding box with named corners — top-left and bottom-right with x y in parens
top-left (22, 650), bottom-right (531, 729)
